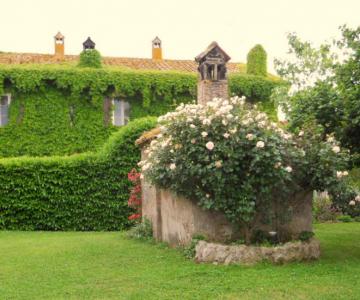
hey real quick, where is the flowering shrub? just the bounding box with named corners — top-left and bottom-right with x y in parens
top-left (127, 169), bottom-right (142, 222)
top-left (139, 96), bottom-right (357, 242)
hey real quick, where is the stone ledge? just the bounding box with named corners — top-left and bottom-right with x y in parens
top-left (195, 239), bottom-right (320, 265)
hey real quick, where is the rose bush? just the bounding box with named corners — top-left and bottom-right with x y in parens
top-left (139, 96), bottom-right (357, 242)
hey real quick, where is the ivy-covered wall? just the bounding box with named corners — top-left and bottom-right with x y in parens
top-left (0, 64), bottom-right (284, 157)
top-left (0, 90), bottom-right (115, 157)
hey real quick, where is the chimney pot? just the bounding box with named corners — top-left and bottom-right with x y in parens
top-left (152, 36), bottom-right (162, 60)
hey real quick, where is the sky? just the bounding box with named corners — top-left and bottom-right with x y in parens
top-left (1, 0), bottom-right (359, 73)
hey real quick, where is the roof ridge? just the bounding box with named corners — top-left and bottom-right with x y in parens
top-left (0, 52), bottom-right (246, 73)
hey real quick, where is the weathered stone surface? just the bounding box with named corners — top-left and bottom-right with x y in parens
top-left (197, 79), bottom-right (228, 106)
top-left (195, 239), bottom-right (321, 265)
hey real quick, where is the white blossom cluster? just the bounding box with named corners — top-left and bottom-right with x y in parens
top-left (349, 195), bottom-right (360, 206)
top-left (139, 96), bottom-right (303, 176)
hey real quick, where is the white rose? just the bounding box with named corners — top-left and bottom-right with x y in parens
top-left (337, 171), bottom-right (349, 178)
top-left (274, 162), bottom-right (282, 169)
top-left (349, 200), bottom-right (356, 206)
top-left (226, 114), bottom-right (234, 120)
top-left (356, 195), bottom-right (360, 202)
top-left (230, 128), bottom-right (237, 134)
top-left (202, 119), bottom-right (211, 125)
top-left (191, 139), bottom-right (196, 144)
top-left (190, 124), bottom-right (196, 129)
top-left (332, 146), bottom-right (340, 153)
top-left (201, 132), bottom-right (208, 138)
top-left (283, 133), bottom-right (292, 140)
top-left (298, 130), bottom-right (304, 137)
top-left (256, 141), bottom-right (265, 148)
top-left (169, 163), bottom-right (176, 170)
top-left (285, 166), bottom-right (293, 173)
top-left (327, 136), bottom-right (335, 142)
top-left (223, 133), bottom-right (230, 139)
top-left (206, 141), bottom-right (215, 151)
top-left (258, 121), bottom-right (266, 128)
top-left (215, 160), bottom-right (222, 168)
top-left (246, 133), bottom-right (254, 141)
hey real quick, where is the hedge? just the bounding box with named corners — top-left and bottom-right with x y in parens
top-left (0, 117), bottom-right (156, 231)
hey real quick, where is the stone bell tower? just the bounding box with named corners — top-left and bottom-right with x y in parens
top-left (195, 42), bottom-right (230, 105)
top-left (54, 32), bottom-right (65, 59)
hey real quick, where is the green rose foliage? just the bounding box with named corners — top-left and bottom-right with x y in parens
top-left (141, 97), bottom-right (356, 225)
top-left (247, 45), bottom-right (267, 77)
top-left (78, 49), bottom-right (102, 68)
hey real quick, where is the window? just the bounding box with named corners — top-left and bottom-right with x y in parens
top-left (112, 99), bottom-right (130, 126)
top-left (0, 94), bottom-right (11, 126)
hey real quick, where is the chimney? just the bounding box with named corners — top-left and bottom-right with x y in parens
top-left (152, 36), bottom-right (162, 60)
top-left (54, 32), bottom-right (65, 59)
top-left (83, 37), bottom-right (96, 51)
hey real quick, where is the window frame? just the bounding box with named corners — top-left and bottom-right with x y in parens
top-left (0, 93), bottom-right (11, 126)
top-left (112, 98), bottom-right (130, 126)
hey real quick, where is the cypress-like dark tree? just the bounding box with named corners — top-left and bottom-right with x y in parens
top-left (247, 44), bottom-right (267, 77)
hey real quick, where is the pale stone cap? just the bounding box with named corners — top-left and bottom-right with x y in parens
top-left (135, 127), bottom-right (160, 147)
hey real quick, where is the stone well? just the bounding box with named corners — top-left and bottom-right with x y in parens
top-left (137, 132), bottom-right (313, 247)
top-left (135, 42), bottom-right (316, 261)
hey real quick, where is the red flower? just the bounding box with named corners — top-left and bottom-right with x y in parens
top-left (127, 168), bottom-right (142, 222)
top-left (128, 168), bottom-right (141, 182)
top-left (128, 213), bottom-right (141, 220)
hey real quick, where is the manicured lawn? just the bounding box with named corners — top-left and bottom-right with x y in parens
top-left (0, 223), bottom-right (359, 300)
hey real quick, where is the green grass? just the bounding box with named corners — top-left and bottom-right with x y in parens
top-left (0, 223), bottom-right (359, 299)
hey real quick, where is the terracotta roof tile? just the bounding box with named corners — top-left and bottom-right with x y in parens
top-left (0, 52), bottom-right (245, 73)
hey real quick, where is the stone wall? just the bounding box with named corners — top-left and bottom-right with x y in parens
top-left (197, 79), bottom-right (228, 105)
top-left (195, 239), bottom-right (320, 265)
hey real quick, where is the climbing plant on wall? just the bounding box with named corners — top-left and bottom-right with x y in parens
top-left (0, 64), bottom-right (283, 106)
top-left (0, 64), bottom-right (284, 157)
top-left (78, 49), bottom-right (102, 68)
